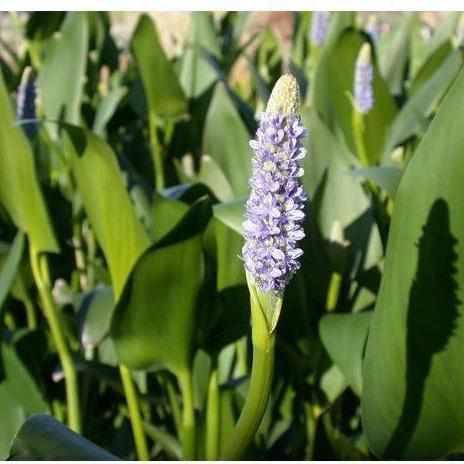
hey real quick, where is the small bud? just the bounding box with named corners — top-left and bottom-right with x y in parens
top-left (52, 278), bottom-right (74, 306)
top-left (354, 43), bottom-right (374, 114)
top-left (266, 74), bottom-right (301, 115)
top-left (391, 146), bottom-right (405, 163)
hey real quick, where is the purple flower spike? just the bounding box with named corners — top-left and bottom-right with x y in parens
top-left (242, 74), bottom-right (308, 294)
top-left (16, 67), bottom-right (37, 137)
top-left (354, 43), bottom-right (374, 115)
top-left (310, 11), bottom-right (330, 47)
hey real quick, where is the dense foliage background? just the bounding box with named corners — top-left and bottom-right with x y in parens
top-left (0, 11), bottom-right (464, 460)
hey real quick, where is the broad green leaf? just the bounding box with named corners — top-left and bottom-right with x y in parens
top-left (349, 166), bottom-right (402, 198)
top-left (378, 13), bottom-right (416, 95)
top-left (38, 12), bottom-right (88, 138)
top-left (326, 30), bottom-right (397, 164)
top-left (132, 14), bottom-right (187, 120)
top-left (0, 345), bottom-right (49, 459)
top-left (199, 219), bottom-right (249, 354)
top-left (0, 70), bottom-right (58, 254)
top-left (66, 127), bottom-right (150, 300)
top-left (311, 12), bottom-right (354, 115)
top-left (385, 49), bottom-right (463, 154)
top-left (203, 82), bottom-right (251, 198)
top-left (0, 232), bottom-right (25, 313)
top-left (110, 199), bottom-right (211, 373)
top-left (8, 414), bottom-right (118, 460)
top-left (180, 12), bottom-right (221, 98)
top-left (306, 112), bottom-right (383, 273)
top-left (409, 41), bottom-right (453, 96)
top-left (319, 311), bottom-right (371, 396)
top-left (363, 67), bottom-right (464, 459)
top-left (212, 199), bottom-right (245, 236)
top-left (152, 193), bottom-right (189, 243)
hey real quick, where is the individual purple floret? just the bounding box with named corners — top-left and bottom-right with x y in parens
top-left (354, 43), bottom-right (374, 114)
top-left (310, 11), bottom-right (330, 47)
top-left (242, 74), bottom-right (308, 294)
top-left (16, 67), bottom-right (38, 138)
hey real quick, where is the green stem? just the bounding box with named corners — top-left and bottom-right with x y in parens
top-left (119, 365), bottom-right (150, 461)
top-left (326, 272), bottom-right (342, 312)
top-left (24, 296), bottom-right (37, 330)
top-left (205, 358), bottom-right (220, 460)
top-left (178, 369), bottom-right (196, 459)
top-left (149, 113), bottom-right (165, 191)
top-left (30, 249), bottom-right (81, 432)
top-left (221, 329), bottom-right (275, 459)
top-left (353, 110), bottom-right (370, 167)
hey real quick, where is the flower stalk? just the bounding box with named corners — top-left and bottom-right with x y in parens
top-left (223, 74), bottom-right (308, 459)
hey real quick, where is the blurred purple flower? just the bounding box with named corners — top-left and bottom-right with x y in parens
top-left (310, 11), bottom-right (330, 47)
top-left (242, 75), bottom-right (308, 294)
top-left (354, 43), bottom-right (374, 114)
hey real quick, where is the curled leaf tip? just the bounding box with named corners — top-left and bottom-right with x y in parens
top-left (266, 74), bottom-right (301, 115)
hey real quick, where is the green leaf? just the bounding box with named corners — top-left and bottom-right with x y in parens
top-left (212, 199), bottom-right (245, 236)
top-left (349, 166), bottom-right (402, 198)
top-left (0, 70), bottom-right (58, 254)
top-left (152, 193), bottom-right (189, 243)
top-left (327, 29), bottom-right (398, 164)
top-left (110, 199), bottom-right (211, 373)
top-left (0, 232), bottom-right (25, 313)
top-left (319, 312), bottom-right (371, 396)
top-left (203, 82), bottom-right (251, 198)
top-left (306, 112), bottom-right (383, 273)
top-left (38, 12), bottom-right (88, 138)
top-left (409, 41), bottom-right (453, 96)
top-left (93, 87), bottom-right (127, 136)
top-left (8, 414), bottom-right (118, 460)
top-left (378, 13), bottom-right (416, 95)
top-left (66, 126), bottom-right (150, 300)
top-left (363, 67), bottom-right (464, 459)
top-left (132, 14), bottom-right (187, 120)
top-left (0, 345), bottom-right (49, 459)
top-left (180, 12), bottom-right (221, 98)
top-left (385, 49), bottom-right (463, 154)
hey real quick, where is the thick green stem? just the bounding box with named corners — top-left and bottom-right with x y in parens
top-left (178, 369), bottom-right (196, 459)
top-left (119, 365), bottom-right (150, 461)
top-left (30, 249), bottom-right (81, 432)
top-left (222, 328), bottom-right (275, 459)
top-left (205, 359), bottom-right (220, 460)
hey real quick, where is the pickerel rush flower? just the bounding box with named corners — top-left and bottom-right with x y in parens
top-left (16, 66), bottom-right (37, 137)
top-left (354, 43), bottom-right (374, 115)
top-left (242, 74), bottom-right (308, 294)
top-left (310, 11), bottom-right (330, 47)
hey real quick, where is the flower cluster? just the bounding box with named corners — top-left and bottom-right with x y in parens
top-left (242, 75), bottom-right (308, 294)
top-left (310, 11), bottom-right (330, 47)
top-left (354, 43), bottom-right (374, 114)
top-left (16, 67), bottom-right (37, 137)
